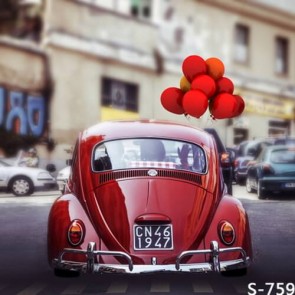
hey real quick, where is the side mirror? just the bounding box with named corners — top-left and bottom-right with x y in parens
top-left (46, 163), bottom-right (56, 173)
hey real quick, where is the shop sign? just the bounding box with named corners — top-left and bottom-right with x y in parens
top-left (0, 86), bottom-right (47, 137)
top-left (243, 92), bottom-right (295, 120)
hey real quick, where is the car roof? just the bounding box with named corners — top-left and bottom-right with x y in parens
top-left (81, 120), bottom-right (213, 146)
top-left (264, 144), bottom-right (295, 151)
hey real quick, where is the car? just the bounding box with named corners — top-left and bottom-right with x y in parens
top-left (0, 158), bottom-right (57, 196)
top-left (234, 139), bottom-right (273, 185)
top-left (56, 166), bottom-right (71, 193)
top-left (246, 145), bottom-right (295, 199)
top-left (204, 128), bottom-right (234, 194)
top-left (273, 136), bottom-right (295, 146)
top-left (47, 120), bottom-right (252, 277)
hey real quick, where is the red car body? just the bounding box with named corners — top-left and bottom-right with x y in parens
top-left (47, 120), bottom-right (252, 276)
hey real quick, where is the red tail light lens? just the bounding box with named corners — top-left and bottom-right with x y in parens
top-left (220, 152), bottom-right (231, 167)
top-left (219, 221), bottom-right (235, 245)
top-left (262, 164), bottom-right (274, 175)
top-left (68, 220), bottom-right (85, 246)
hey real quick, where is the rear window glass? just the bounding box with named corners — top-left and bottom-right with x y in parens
top-left (92, 138), bottom-right (207, 173)
top-left (270, 148), bottom-right (295, 164)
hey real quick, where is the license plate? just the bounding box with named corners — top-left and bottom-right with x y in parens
top-left (134, 225), bottom-right (173, 250)
top-left (285, 183), bottom-right (295, 188)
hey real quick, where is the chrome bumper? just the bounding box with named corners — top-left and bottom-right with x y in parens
top-left (52, 241), bottom-right (250, 274)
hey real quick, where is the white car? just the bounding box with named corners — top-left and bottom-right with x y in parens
top-left (56, 166), bottom-right (71, 193)
top-left (0, 159), bottom-right (57, 196)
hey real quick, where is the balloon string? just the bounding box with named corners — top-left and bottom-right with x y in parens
top-left (185, 111), bottom-right (216, 129)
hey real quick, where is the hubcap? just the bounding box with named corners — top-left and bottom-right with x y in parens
top-left (13, 179), bottom-right (30, 195)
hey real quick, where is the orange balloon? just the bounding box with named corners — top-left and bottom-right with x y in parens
top-left (180, 76), bottom-right (191, 92)
top-left (206, 57), bottom-right (225, 80)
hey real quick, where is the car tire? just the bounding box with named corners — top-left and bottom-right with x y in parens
top-left (54, 268), bottom-right (80, 277)
top-left (9, 176), bottom-right (34, 196)
top-left (246, 177), bottom-right (254, 193)
top-left (257, 181), bottom-right (266, 200)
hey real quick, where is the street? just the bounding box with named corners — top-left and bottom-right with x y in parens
top-left (0, 185), bottom-right (294, 295)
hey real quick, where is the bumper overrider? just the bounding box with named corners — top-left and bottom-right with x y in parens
top-left (52, 241), bottom-right (250, 274)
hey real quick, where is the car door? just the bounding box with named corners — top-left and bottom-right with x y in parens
top-left (0, 162), bottom-right (9, 186)
top-left (247, 149), bottom-right (267, 189)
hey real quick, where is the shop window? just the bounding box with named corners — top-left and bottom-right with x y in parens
top-left (101, 77), bottom-right (139, 112)
top-left (233, 128), bottom-right (248, 145)
top-left (275, 36), bottom-right (289, 75)
top-left (130, 0), bottom-right (151, 19)
top-left (268, 120), bottom-right (290, 137)
top-left (233, 24), bottom-right (249, 64)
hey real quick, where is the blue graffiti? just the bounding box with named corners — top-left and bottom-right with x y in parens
top-left (0, 86), bottom-right (47, 137)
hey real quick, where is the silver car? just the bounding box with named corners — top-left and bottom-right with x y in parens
top-left (56, 166), bottom-right (71, 193)
top-left (0, 159), bottom-right (57, 196)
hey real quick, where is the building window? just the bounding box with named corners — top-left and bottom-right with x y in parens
top-left (130, 0), bottom-right (151, 19)
top-left (268, 120), bottom-right (290, 137)
top-left (233, 24), bottom-right (249, 64)
top-left (233, 128), bottom-right (248, 145)
top-left (101, 77), bottom-right (139, 112)
top-left (275, 36), bottom-right (289, 75)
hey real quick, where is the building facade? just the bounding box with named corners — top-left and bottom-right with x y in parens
top-left (1, 0), bottom-right (295, 162)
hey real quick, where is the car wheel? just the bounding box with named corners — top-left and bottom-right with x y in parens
top-left (54, 268), bottom-right (80, 277)
top-left (257, 181), bottom-right (266, 199)
top-left (9, 176), bottom-right (34, 196)
top-left (246, 177), bottom-right (254, 193)
top-left (226, 182), bottom-right (233, 195)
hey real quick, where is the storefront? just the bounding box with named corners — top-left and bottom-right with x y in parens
top-left (231, 90), bottom-right (295, 144)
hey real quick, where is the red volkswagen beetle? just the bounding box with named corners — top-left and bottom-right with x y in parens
top-left (47, 120), bottom-right (252, 276)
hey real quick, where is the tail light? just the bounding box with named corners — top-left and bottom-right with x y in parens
top-left (220, 152), bottom-right (231, 167)
top-left (218, 221), bottom-right (235, 245)
top-left (261, 163), bottom-right (274, 175)
top-left (68, 219), bottom-right (85, 246)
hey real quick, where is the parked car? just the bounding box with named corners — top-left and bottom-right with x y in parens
top-left (48, 120), bottom-right (252, 277)
top-left (273, 136), bottom-right (295, 146)
top-left (204, 128), bottom-right (234, 194)
top-left (234, 139), bottom-right (273, 185)
top-left (0, 158), bottom-right (57, 196)
top-left (246, 145), bottom-right (295, 199)
top-left (56, 166), bottom-right (71, 193)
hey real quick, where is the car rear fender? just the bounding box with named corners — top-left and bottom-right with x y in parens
top-left (203, 195), bottom-right (252, 261)
top-left (47, 193), bottom-right (99, 265)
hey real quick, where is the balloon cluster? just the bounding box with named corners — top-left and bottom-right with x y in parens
top-left (160, 55), bottom-right (245, 119)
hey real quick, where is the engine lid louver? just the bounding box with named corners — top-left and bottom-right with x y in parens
top-left (98, 169), bottom-right (202, 186)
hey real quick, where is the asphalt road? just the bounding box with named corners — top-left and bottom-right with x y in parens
top-left (0, 186), bottom-right (294, 295)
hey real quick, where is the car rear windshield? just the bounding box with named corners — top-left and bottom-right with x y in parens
top-left (92, 138), bottom-right (207, 173)
top-left (270, 148), bottom-right (295, 164)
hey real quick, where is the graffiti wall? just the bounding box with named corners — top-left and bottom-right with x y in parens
top-left (0, 86), bottom-right (47, 137)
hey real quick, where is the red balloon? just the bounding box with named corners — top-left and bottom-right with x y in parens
top-left (182, 55), bottom-right (207, 82)
top-left (209, 93), bottom-right (238, 119)
top-left (191, 74), bottom-right (216, 98)
top-left (232, 95), bottom-right (245, 117)
top-left (216, 77), bottom-right (234, 94)
top-left (182, 90), bottom-right (208, 118)
top-left (160, 87), bottom-right (185, 115)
